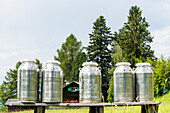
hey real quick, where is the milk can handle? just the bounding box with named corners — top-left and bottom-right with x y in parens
top-left (79, 68), bottom-right (81, 71)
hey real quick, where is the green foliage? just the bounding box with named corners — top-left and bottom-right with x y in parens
top-left (86, 16), bottom-right (113, 101)
top-left (107, 68), bottom-right (114, 102)
top-left (0, 105), bottom-right (8, 112)
top-left (115, 6), bottom-right (154, 68)
top-left (111, 40), bottom-right (126, 65)
top-left (70, 52), bottom-right (87, 82)
top-left (0, 61), bottom-right (21, 105)
top-left (153, 56), bottom-right (169, 96)
top-left (107, 41), bottom-right (125, 102)
top-left (165, 57), bottom-right (170, 91)
top-left (54, 34), bottom-right (82, 82)
top-left (35, 59), bottom-right (43, 101)
top-left (0, 82), bottom-right (8, 105)
top-left (35, 59), bottom-right (43, 71)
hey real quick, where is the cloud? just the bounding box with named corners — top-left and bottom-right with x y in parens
top-left (151, 26), bottom-right (170, 58)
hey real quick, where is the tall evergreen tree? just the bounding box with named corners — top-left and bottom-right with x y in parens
top-left (54, 34), bottom-right (82, 82)
top-left (86, 16), bottom-right (113, 101)
top-left (115, 6), bottom-right (154, 67)
top-left (0, 61), bottom-right (21, 105)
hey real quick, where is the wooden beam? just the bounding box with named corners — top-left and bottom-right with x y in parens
top-left (141, 104), bottom-right (159, 113)
top-left (34, 106), bottom-right (45, 113)
top-left (89, 106), bottom-right (104, 113)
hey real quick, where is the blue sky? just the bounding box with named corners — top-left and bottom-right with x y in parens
top-left (0, 0), bottom-right (170, 84)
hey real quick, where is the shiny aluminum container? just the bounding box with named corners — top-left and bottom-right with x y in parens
top-left (42, 60), bottom-right (63, 103)
top-left (79, 62), bottom-right (101, 103)
top-left (114, 62), bottom-right (134, 102)
top-left (17, 60), bottom-right (38, 103)
top-left (135, 63), bottom-right (154, 102)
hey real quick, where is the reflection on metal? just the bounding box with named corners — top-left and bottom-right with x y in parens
top-left (79, 62), bottom-right (101, 103)
top-left (114, 62), bottom-right (134, 102)
top-left (17, 60), bottom-right (38, 103)
top-left (135, 63), bottom-right (154, 102)
top-left (42, 60), bottom-right (63, 103)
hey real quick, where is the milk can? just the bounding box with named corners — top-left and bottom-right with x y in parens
top-left (114, 62), bottom-right (134, 102)
top-left (41, 60), bottom-right (63, 103)
top-left (17, 60), bottom-right (39, 103)
top-left (79, 62), bottom-right (101, 103)
top-left (135, 63), bottom-right (154, 102)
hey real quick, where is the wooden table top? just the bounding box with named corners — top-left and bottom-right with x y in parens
top-left (5, 99), bottom-right (161, 107)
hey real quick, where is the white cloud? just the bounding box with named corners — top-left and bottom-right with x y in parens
top-left (151, 26), bottom-right (170, 58)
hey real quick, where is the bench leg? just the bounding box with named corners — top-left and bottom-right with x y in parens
top-left (89, 106), bottom-right (104, 113)
top-left (141, 105), bottom-right (159, 113)
top-left (34, 106), bottom-right (45, 113)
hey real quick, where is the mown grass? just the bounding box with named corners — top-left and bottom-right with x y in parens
top-left (4, 91), bottom-right (170, 113)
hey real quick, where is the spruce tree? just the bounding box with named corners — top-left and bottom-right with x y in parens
top-left (115, 6), bottom-right (154, 67)
top-left (86, 16), bottom-right (113, 101)
top-left (0, 61), bottom-right (21, 105)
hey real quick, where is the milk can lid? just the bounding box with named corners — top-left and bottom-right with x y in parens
top-left (136, 63), bottom-right (151, 66)
top-left (22, 59), bottom-right (35, 63)
top-left (45, 60), bottom-right (61, 65)
top-left (82, 62), bottom-right (98, 66)
top-left (116, 62), bottom-right (131, 66)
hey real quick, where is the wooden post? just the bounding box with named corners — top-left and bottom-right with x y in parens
top-left (89, 106), bottom-right (104, 113)
top-left (141, 104), bottom-right (159, 113)
top-left (34, 106), bottom-right (45, 113)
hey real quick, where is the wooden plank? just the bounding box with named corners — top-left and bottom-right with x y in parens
top-left (6, 99), bottom-right (161, 107)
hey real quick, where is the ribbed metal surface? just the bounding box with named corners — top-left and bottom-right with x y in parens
top-left (17, 60), bottom-right (38, 102)
top-left (135, 63), bottom-right (154, 102)
top-left (42, 61), bottom-right (63, 103)
top-left (114, 62), bottom-right (134, 102)
top-left (79, 62), bottom-right (101, 103)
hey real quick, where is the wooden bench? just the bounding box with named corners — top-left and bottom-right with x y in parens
top-left (5, 99), bottom-right (161, 113)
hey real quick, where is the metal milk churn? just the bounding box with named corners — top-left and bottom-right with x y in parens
top-left (79, 62), bottom-right (101, 103)
top-left (114, 62), bottom-right (134, 102)
top-left (17, 60), bottom-right (39, 103)
top-left (41, 60), bottom-right (63, 103)
top-left (135, 63), bottom-right (154, 102)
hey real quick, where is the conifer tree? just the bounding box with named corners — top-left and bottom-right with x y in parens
top-left (115, 6), bottom-right (154, 67)
top-left (0, 61), bottom-right (21, 105)
top-left (86, 16), bottom-right (113, 101)
top-left (55, 34), bottom-right (82, 82)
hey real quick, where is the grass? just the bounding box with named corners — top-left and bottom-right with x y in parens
top-left (3, 91), bottom-right (170, 113)
top-left (154, 91), bottom-right (170, 113)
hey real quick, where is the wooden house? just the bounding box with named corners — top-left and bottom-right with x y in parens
top-left (63, 81), bottom-right (79, 103)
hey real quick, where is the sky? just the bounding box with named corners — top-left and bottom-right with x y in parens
top-left (0, 0), bottom-right (170, 84)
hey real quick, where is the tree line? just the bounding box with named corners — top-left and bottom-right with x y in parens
top-left (0, 6), bottom-right (169, 107)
